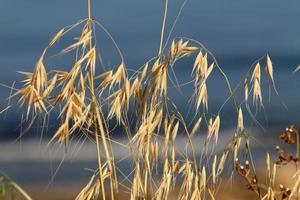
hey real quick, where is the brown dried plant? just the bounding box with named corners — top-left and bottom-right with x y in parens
top-left (234, 126), bottom-right (300, 200)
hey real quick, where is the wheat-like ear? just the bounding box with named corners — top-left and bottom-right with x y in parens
top-left (237, 107), bottom-right (244, 131)
top-left (217, 151), bottom-right (228, 175)
top-left (266, 153), bottom-right (271, 185)
top-left (107, 77), bottom-right (130, 123)
top-left (200, 167), bottom-right (206, 195)
top-left (130, 163), bottom-right (145, 200)
top-left (193, 51), bottom-right (214, 112)
top-left (154, 159), bottom-right (172, 200)
top-left (178, 160), bottom-right (194, 200)
top-left (15, 49), bottom-right (51, 119)
top-left (96, 70), bottom-right (113, 91)
top-left (62, 28), bottom-right (92, 53)
top-left (212, 155), bottom-right (217, 185)
top-left (42, 74), bottom-right (57, 98)
top-left (169, 39), bottom-right (198, 64)
top-left (207, 115), bottom-right (220, 144)
top-left (266, 54), bottom-right (274, 83)
top-left (191, 116), bottom-right (202, 137)
top-left (251, 62), bottom-right (263, 107)
top-left (196, 83), bottom-right (208, 111)
top-left (49, 28), bottom-right (65, 47)
top-left (244, 78), bottom-right (249, 105)
top-left (190, 172), bottom-right (200, 200)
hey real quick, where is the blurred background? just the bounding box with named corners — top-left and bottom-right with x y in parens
top-left (0, 0), bottom-right (300, 199)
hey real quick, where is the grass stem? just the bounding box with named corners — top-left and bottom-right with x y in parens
top-left (158, 0), bottom-right (169, 58)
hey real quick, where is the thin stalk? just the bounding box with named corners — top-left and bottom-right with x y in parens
top-left (94, 120), bottom-right (107, 200)
top-left (87, 0), bottom-right (107, 199)
top-left (144, 130), bottom-right (151, 199)
top-left (88, 0), bottom-right (92, 23)
top-left (158, 0), bottom-right (169, 58)
top-left (96, 107), bottom-right (117, 200)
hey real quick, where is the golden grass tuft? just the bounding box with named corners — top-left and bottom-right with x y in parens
top-left (3, 0), bottom-right (300, 200)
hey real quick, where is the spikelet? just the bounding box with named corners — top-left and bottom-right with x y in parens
top-left (217, 151), bottom-right (228, 175)
top-left (237, 107), bottom-right (244, 131)
top-left (200, 167), bottom-right (206, 194)
top-left (266, 153), bottom-right (271, 185)
top-left (178, 160), bottom-right (194, 200)
top-left (34, 50), bottom-right (48, 93)
top-left (111, 62), bottom-right (126, 88)
top-left (130, 163), bottom-right (144, 200)
top-left (150, 59), bottom-right (168, 98)
top-left (190, 166), bottom-right (206, 200)
top-left (271, 164), bottom-right (277, 187)
top-left (108, 78), bottom-right (130, 123)
top-left (244, 78), bottom-right (249, 104)
top-left (150, 142), bottom-right (159, 164)
top-left (196, 83), bottom-right (208, 111)
top-left (78, 72), bottom-right (85, 102)
top-left (171, 121), bottom-right (180, 141)
top-left (252, 62), bottom-right (261, 83)
top-left (162, 115), bottom-right (175, 157)
top-left (190, 172), bottom-right (201, 200)
top-left (251, 62), bottom-right (263, 107)
top-left (191, 117), bottom-right (202, 137)
top-left (193, 52), bottom-right (207, 77)
top-left (87, 47), bottom-right (96, 75)
top-left (140, 62), bottom-right (148, 81)
top-left (132, 105), bottom-right (163, 152)
top-left (49, 28), bottom-right (65, 47)
top-left (266, 54), bottom-right (274, 84)
top-left (163, 121), bottom-right (171, 158)
top-left (96, 70), bottom-right (113, 90)
top-left (193, 52), bottom-right (214, 111)
top-left (16, 49), bottom-right (49, 117)
top-left (55, 70), bottom-right (69, 83)
top-left (154, 159), bottom-right (172, 200)
top-left (207, 115), bottom-right (220, 144)
top-left (62, 29), bottom-right (92, 53)
top-left (131, 77), bottom-right (142, 99)
top-left (50, 122), bottom-right (69, 145)
top-left (42, 74), bottom-right (57, 98)
top-left (212, 155), bottom-right (217, 185)
top-left (169, 39), bottom-right (198, 63)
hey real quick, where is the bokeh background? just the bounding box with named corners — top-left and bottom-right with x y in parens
top-left (0, 0), bottom-right (300, 199)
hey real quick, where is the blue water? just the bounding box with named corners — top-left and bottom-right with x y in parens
top-left (0, 0), bottom-right (300, 138)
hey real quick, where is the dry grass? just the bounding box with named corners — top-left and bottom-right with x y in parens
top-left (1, 0), bottom-right (300, 200)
